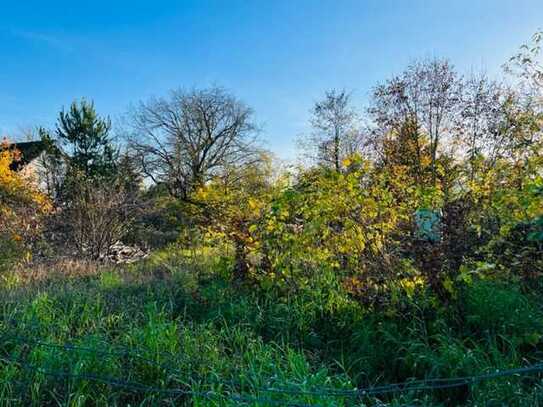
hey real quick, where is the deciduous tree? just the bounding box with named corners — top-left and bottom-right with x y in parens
top-left (128, 87), bottom-right (260, 200)
top-left (301, 89), bottom-right (362, 171)
top-left (369, 59), bottom-right (462, 184)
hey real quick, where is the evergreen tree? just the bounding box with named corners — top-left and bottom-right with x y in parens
top-left (56, 99), bottom-right (118, 180)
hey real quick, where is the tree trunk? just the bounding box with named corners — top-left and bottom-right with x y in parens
top-left (233, 239), bottom-right (248, 280)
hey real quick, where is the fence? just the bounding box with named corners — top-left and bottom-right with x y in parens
top-left (1, 328), bottom-right (543, 406)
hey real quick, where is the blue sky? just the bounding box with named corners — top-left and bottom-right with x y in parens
top-left (1, 0), bottom-right (542, 160)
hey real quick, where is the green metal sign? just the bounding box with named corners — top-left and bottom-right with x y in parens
top-left (414, 209), bottom-right (442, 242)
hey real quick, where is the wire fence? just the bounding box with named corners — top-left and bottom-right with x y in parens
top-left (0, 352), bottom-right (315, 407)
top-left (0, 328), bottom-right (324, 403)
top-left (1, 325), bottom-right (543, 405)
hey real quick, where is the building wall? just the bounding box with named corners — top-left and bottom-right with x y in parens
top-left (18, 151), bottom-right (50, 193)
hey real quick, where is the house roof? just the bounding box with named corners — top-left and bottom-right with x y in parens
top-left (5, 140), bottom-right (48, 171)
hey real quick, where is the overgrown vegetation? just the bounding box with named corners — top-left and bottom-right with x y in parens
top-left (0, 32), bottom-right (542, 406)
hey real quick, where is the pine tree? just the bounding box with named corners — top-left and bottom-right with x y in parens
top-left (56, 99), bottom-right (118, 181)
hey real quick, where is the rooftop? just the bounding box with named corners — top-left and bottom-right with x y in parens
top-left (3, 140), bottom-right (48, 171)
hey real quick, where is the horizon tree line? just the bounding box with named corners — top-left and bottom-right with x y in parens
top-left (6, 29), bottom-right (543, 205)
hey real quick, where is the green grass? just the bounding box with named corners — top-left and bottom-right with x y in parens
top-left (1, 247), bottom-right (543, 406)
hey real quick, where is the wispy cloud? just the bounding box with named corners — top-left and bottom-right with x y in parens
top-left (9, 29), bottom-right (73, 52)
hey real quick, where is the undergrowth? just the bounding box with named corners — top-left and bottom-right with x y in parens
top-left (1, 247), bottom-right (543, 406)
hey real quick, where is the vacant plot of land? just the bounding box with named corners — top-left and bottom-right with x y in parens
top-left (1, 248), bottom-right (542, 406)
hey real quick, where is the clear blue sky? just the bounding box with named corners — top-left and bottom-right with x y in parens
top-left (1, 0), bottom-right (542, 160)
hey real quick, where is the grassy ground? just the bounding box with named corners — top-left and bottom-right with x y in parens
top-left (1, 247), bottom-right (543, 406)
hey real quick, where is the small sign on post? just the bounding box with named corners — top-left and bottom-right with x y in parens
top-left (414, 208), bottom-right (442, 243)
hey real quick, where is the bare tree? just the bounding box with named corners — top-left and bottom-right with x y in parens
top-left (502, 31), bottom-right (543, 169)
top-left (506, 30), bottom-right (543, 92)
top-left (369, 59), bottom-right (462, 183)
top-left (456, 74), bottom-right (506, 177)
top-left (127, 87), bottom-right (260, 200)
top-left (51, 175), bottom-right (138, 260)
top-left (301, 89), bottom-right (362, 171)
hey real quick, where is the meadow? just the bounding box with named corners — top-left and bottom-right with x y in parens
top-left (1, 245), bottom-right (543, 406)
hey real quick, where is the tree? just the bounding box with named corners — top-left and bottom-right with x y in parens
top-left (369, 59), bottom-right (462, 184)
top-left (506, 30), bottom-right (543, 91)
top-left (380, 117), bottom-right (433, 186)
top-left (56, 99), bottom-right (118, 182)
top-left (455, 74), bottom-right (506, 180)
top-left (302, 89), bottom-right (361, 171)
top-left (502, 30), bottom-right (543, 177)
top-left (194, 153), bottom-right (277, 279)
top-left (127, 87), bottom-right (260, 200)
top-left (116, 151), bottom-right (143, 195)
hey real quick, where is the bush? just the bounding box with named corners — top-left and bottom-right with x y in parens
top-left (489, 217), bottom-right (543, 281)
top-left (52, 174), bottom-right (139, 260)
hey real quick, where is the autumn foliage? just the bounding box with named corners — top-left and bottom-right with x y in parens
top-left (0, 140), bottom-right (51, 268)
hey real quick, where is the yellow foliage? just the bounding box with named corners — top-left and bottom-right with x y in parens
top-left (399, 276), bottom-right (426, 298)
top-left (261, 155), bottom-right (407, 282)
top-left (0, 141), bottom-right (51, 267)
top-left (193, 154), bottom-right (279, 276)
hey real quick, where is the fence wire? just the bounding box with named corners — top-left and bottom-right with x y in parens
top-left (1, 326), bottom-right (543, 406)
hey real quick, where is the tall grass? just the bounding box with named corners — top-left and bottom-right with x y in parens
top-left (1, 247), bottom-right (543, 405)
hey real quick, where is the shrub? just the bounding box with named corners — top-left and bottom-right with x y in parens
top-left (52, 174), bottom-right (139, 260)
top-left (0, 141), bottom-right (51, 270)
top-left (258, 158), bottom-right (407, 299)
